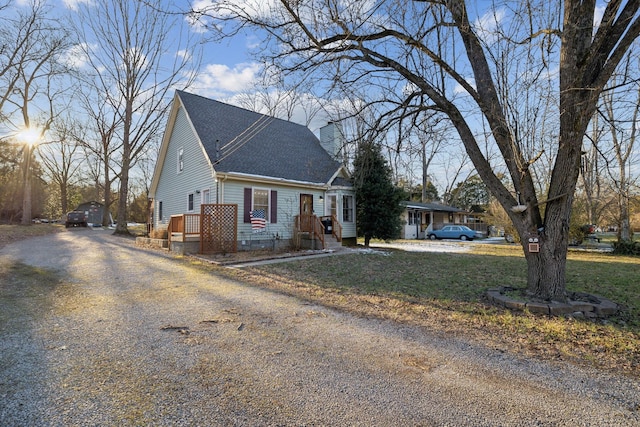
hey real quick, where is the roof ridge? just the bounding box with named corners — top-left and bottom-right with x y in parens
top-left (176, 90), bottom-right (311, 130)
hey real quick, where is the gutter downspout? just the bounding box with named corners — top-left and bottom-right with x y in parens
top-left (216, 174), bottom-right (228, 203)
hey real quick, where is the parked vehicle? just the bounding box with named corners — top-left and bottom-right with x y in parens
top-left (569, 224), bottom-right (601, 245)
top-left (428, 225), bottom-right (479, 241)
top-left (65, 211), bottom-right (88, 228)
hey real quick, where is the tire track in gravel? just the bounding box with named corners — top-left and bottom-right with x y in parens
top-left (1, 229), bottom-right (639, 426)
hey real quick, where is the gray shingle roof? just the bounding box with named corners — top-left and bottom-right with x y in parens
top-left (177, 90), bottom-right (343, 184)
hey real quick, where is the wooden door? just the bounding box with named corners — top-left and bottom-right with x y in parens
top-left (300, 194), bottom-right (313, 215)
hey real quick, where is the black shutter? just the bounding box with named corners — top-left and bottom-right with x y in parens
top-left (244, 188), bottom-right (251, 223)
top-left (271, 190), bottom-right (277, 223)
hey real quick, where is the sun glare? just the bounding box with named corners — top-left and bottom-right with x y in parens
top-left (20, 128), bottom-right (41, 146)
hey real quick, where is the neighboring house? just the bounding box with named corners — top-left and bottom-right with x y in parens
top-left (74, 201), bottom-right (108, 226)
top-left (149, 90), bottom-right (356, 253)
top-left (401, 201), bottom-right (485, 239)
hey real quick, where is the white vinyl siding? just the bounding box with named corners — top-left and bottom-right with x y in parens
top-left (218, 180), bottom-right (359, 241)
top-left (154, 106), bottom-right (217, 226)
top-left (223, 180), bottom-right (308, 240)
top-left (324, 190), bottom-right (356, 239)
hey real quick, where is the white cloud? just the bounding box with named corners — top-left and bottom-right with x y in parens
top-left (472, 7), bottom-right (507, 45)
top-left (245, 34), bottom-right (261, 50)
top-left (185, 7), bottom-right (211, 34)
top-left (59, 43), bottom-right (93, 69)
top-left (176, 50), bottom-right (192, 62)
top-left (62, 0), bottom-right (93, 11)
top-left (187, 0), bottom-right (281, 33)
top-left (191, 62), bottom-right (262, 98)
top-left (454, 77), bottom-right (476, 96)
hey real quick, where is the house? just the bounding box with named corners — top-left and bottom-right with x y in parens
top-left (149, 90), bottom-right (356, 254)
top-left (401, 201), bottom-right (486, 239)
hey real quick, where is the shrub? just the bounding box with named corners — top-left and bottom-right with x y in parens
top-left (150, 228), bottom-right (168, 239)
top-left (611, 240), bottom-right (640, 256)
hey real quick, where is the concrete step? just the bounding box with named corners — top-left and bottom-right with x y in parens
top-left (324, 235), bottom-right (342, 250)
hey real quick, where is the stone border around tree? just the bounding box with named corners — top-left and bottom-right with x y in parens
top-left (486, 287), bottom-right (619, 319)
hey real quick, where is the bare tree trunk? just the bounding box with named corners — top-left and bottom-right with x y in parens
top-left (526, 244), bottom-right (568, 301)
top-left (102, 160), bottom-right (113, 227)
top-left (21, 144), bottom-right (32, 225)
top-left (523, 203), bottom-right (571, 301)
top-left (598, 64), bottom-right (640, 242)
top-left (115, 102), bottom-right (133, 235)
top-left (421, 146), bottom-right (428, 202)
top-left (1, 2), bottom-right (70, 224)
top-left (618, 192), bottom-right (632, 241)
top-left (115, 166), bottom-right (130, 234)
top-left (60, 182), bottom-right (68, 215)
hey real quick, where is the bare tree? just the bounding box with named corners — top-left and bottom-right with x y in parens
top-left (37, 117), bottom-right (84, 217)
top-left (72, 88), bottom-right (124, 227)
top-left (415, 116), bottom-right (447, 203)
top-left (0, 0), bottom-right (73, 224)
top-left (195, 0), bottom-right (640, 301)
top-left (598, 54), bottom-right (640, 241)
top-left (73, 0), bottom-right (200, 234)
top-left (0, 139), bottom-right (24, 221)
top-left (577, 115), bottom-right (607, 228)
top-left (234, 75), bottom-right (325, 128)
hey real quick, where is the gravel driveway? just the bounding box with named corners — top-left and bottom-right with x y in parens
top-left (1, 229), bottom-right (639, 426)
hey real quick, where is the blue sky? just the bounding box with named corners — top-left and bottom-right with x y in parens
top-left (0, 0), bottom-right (339, 151)
top-left (49, 0), bottom-right (336, 132)
top-left (9, 0), bottom-right (610, 130)
top-left (6, 0), bottom-right (625, 193)
top-left (47, 0), bottom-right (257, 91)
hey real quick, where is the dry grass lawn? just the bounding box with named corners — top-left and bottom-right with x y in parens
top-left (207, 243), bottom-right (640, 377)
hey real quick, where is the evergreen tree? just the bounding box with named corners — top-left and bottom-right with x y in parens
top-left (352, 140), bottom-right (405, 247)
top-left (447, 175), bottom-right (490, 212)
top-left (410, 182), bottom-right (440, 203)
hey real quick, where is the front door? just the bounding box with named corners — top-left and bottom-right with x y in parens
top-left (300, 194), bottom-right (313, 216)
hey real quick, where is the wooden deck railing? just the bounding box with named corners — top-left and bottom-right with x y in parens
top-left (167, 212), bottom-right (341, 251)
top-left (295, 214), bottom-right (325, 249)
top-left (320, 215), bottom-right (342, 242)
top-left (168, 214), bottom-right (201, 247)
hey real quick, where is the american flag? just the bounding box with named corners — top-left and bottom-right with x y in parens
top-left (250, 209), bottom-right (266, 232)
